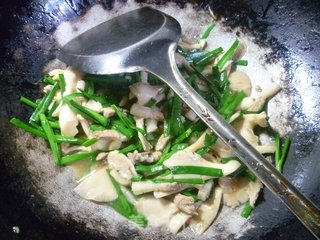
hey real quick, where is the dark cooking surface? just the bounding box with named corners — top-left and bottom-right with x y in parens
top-left (0, 0), bottom-right (319, 239)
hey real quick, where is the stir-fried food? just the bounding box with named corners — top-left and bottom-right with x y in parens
top-left (10, 23), bottom-right (290, 234)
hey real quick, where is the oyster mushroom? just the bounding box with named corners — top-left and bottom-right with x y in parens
top-left (59, 67), bottom-right (83, 136)
top-left (130, 103), bottom-right (164, 121)
top-left (190, 187), bottom-right (223, 234)
top-left (127, 150), bottom-right (162, 164)
top-left (135, 195), bottom-right (178, 228)
top-left (129, 82), bottom-right (165, 106)
top-left (135, 117), bottom-right (152, 151)
top-left (222, 176), bottom-right (263, 208)
top-left (155, 134), bottom-right (171, 151)
top-left (107, 151), bottom-right (137, 186)
top-left (231, 39), bottom-right (247, 61)
top-left (74, 167), bottom-right (118, 202)
top-left (173, 193), bottom-right (198, 215)
top-left (229, 71), bottom-right (252, 96)
top-left (164, 151), bottom-right (241, 177)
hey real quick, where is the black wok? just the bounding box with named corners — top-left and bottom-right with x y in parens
top-left (0, 0), bottom-right (319, 239)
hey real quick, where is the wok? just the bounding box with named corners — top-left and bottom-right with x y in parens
top-left (0, 0), bottom-right (319, 239)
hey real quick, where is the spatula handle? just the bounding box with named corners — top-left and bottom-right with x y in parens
top-left (148, 46), bottom-right (320, 239)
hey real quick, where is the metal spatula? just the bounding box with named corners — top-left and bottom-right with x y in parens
top-left (57, 7), bottom-right (320, 238)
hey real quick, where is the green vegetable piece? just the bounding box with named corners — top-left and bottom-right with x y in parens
top-left (30, 81), bottom-right (59, 123)
top-left (58, 73), bottom-right (66, 96)
top-left (170, 94), bottom-right (184, 137)
top-left (146, 98), bottom-right (157, 108)
top-left (199, 22), bottom-right (216, 40)
top-left (196, 147), bottom-right (209, 156)
top-left (111, 104), bottom-right (145, 135)
top-left (111, 120), bottom-right (134, 139)
top-left (66, 99), bottom-right (109, 127)
top-left (39, 114), bottom-right (61, 166)
top-left (107, 169), bottom-right (148, 227)
top-left (241, 202), bottom-right (253, 218)
top-left (48, 101), bottom-right (59, 118)
top-left (234, 59), bottom-right (248, 66)
top-left (217, 38), bottom-right (240, 70)
top-left (43, 76), bottom-right (55, 85)
top-left (20, 96), bottom-right (37, 108)
top-left (61, 152), bottom-right (98, 165)
top-left (10, 118), bottom-right (86, 144)
top-left (82, 138), bottom-right (99, 147)
top-left (152, 178), bottom-right (204, 184)
top-left (89, 124), bottom-right (107, 131)
top-left (48, 120), bottom-right (60, 129)
top-left (119, 144), bottom-right (138, 154)
top-left (170, 166), bottom-right (223, 177)
top-left (275, 137), bottom-right (291, 172)
top-left (171, 143), bottom-right (188, 152)
top-left (193, 47), bottom-right (223, 66)
top-left (180, 188), bottom-right (199, 201)
top-left (174, 128), bottom-right (192, 144)
top-left (85, 79), bottom-right (95, 95)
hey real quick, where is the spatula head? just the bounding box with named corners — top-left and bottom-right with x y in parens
top-left (57, 7), bottom-right (181, 75)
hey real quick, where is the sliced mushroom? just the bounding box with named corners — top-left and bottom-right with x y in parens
top-left (190, 186), bottom-right (223, 234)
top-left (146, 119), bottom-right (158, 133)
top-left (221, 60), bottom-right (233, 77)
top-left (119, 95), bottom-right (128, 107)
top-left (229, 71), bottom-right (252, 96)
top-left (130, 104), bottom-right (164, 121)
top-left (155, 134), bottom-right (171, 151)
top-left (169, 212), bottom-right (191, 234)
top-left (58, 67), bottom-right (83, 136)
top-left (131, 181), bottom-right (185, 195)
top-left (60, 143), bottom-right (89, 155)
top-left (237, 97), bottom-right (255, 110)
top-left (43, 84), bottom-right (53, 93)
top-left (153, 184), bottom-right (193, 198)
top-left (76, 79), bottom-right (86, 92)
top-left (231, 39), bottom-right (247, 61)
top-left (184, 129), bottom-right (211, 152)
top-left (127, 150), bottom-right (161, 164)
top-left (129, 82), bottom-right (165, 106)
top-left (235, 112), bottom-right (268, 145)
top-left (96, 152), bottom-right (108, 161)
top-left (218, 177), bottom-right (238, 194)
top-left (74, 167), bottom-right (118, 202)
top-left (135, 195), bottom-right (179, 228)
top-left (91, 129), bottom-right (126, 151)
top-left (59, 104), bottom-right (79, 136)
top-left (100, 107), bottom-right (115, 118)
top-left (135, 117), bottom-right (152, 151)
top-left (179, 38), bottom-right (206, 51)
top-left (210, 138), bottom-right (232, 157)
top-left (93, 129), bottom-right (119, 140)
top-left (223, 176), bottom-right (263, 207)
top-left (197, 180), bottom-right (214, 201)
top-left (48, 68), bottom-right (64, 80)
top-left (77, 114), bottom-right (91, 138)
top-left (85, 99), bottom-right (103, 112)
top-left (164, 151), bottom-right (241, 177)
top-left (248, 83), bottom-right (281, 111)
top-left (107, 151), bottom-right (137, 186)
top-left (185, 109), bottom-right (199, 122)
top-left (255, 145), bottom-right (276, 154)
top-left (120, 186), bottom-right (137, 205)
top-left (173, 193), bottom-right (197, 215)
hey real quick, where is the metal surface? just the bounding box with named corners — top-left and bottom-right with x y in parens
top-left (57, 7), bottom-right (320, 238)
top-left (1, 0), bottom-right (320, 239)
